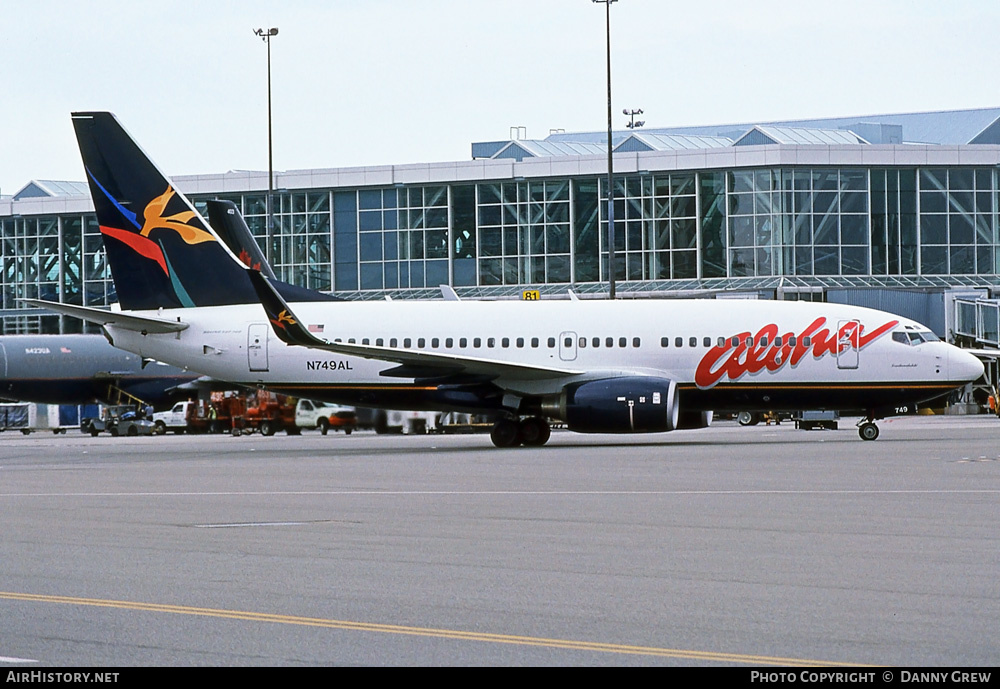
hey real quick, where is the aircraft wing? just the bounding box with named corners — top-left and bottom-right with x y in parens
top-left (23, 299), bottom-right (189, 334)
top-left (247, 270), bottom-right (582, 381)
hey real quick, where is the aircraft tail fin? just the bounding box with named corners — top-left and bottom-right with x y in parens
top-left (72, 112), bottom-right (270, 310)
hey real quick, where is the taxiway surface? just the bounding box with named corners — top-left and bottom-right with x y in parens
top-left (1, 417), bottom-right (997, 666)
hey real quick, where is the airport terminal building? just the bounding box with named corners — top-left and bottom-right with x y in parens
top-left (4, 107), bottom-right (1000, 352)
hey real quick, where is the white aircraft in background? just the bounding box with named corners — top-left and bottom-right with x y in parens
top-left (28, 112), bottom-right (984, 446)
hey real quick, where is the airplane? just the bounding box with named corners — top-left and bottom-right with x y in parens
top-left (27, 111), bottom-right (985, 446)
top-left (0, 333), bottom-right (196, 406)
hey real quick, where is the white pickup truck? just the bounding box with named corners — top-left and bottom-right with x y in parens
top-left (152, 400), bottom-right (194, 434)
top-left (296, 399), bottom-right (356, 434)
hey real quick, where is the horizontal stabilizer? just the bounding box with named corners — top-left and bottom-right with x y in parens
top-left (23, 299), bottom-right (189, 334)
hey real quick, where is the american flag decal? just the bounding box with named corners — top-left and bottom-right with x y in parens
top-left (308, 324), bottom-right (324, 333)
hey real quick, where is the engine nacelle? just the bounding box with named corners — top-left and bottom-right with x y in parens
top-left (676, 410), bottom-right (713, 430)
top-left (541, 376), bottom-right (679, 433)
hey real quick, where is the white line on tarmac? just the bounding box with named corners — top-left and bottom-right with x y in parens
top-left (1, 489), bottom-right (1000, 498)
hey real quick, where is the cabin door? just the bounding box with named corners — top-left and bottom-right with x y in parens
top-left (248, 323), bottom-right (269, 372)
top-left (559, 331), bottom-right (578, 361)
top-left (837, 320), bottom-right (860, 370)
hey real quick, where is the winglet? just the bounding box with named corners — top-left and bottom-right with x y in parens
top-left (247, 269), bottom-right (328, 348)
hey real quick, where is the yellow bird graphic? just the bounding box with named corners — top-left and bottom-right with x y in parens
top-left (140, 187), bottom-right (216, 244)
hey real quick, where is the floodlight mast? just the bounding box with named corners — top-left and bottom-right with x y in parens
top-left (253, 27), bottom-right (279, 263)
top-left (593, 0), bottom-right (618, 299)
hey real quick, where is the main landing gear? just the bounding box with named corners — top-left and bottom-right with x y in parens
top-left (857, 416), bottom-right (880, 441)
top-left (490, 416), bottom-right (552, 448)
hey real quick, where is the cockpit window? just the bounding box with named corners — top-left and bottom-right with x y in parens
top-left (893, 328), bottom-right (940, 346)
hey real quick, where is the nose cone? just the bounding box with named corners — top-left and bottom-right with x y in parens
top-left (950, 347), bottom-right (984, 383)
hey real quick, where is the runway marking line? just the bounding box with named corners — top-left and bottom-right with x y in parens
top-left (2, 489), bottom-right (999, 498)
top-left (0, 655), bottom-right (38, 664)
top-left (0, 591), bottom-right (869, 667)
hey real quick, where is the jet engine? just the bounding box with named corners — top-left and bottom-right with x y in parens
top-left (540, 376), bottom-right (679, 433)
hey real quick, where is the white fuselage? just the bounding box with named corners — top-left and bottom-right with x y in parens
top-left (105, 298), bottom-right (983, 416)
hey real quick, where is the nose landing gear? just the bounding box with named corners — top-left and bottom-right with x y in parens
top-left (857, 415), bottom-right (880, 441)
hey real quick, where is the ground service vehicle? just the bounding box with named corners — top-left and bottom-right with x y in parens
top-left (296, 399), bottom-right (356, 434)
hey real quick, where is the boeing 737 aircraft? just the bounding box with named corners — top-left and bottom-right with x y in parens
top-left (27, 112), bottom-right (984, 446)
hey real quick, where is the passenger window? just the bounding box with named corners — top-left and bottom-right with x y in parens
top-left (404, 338), bottom-right (412, 348)
top-left (417, 338), bottom-right (425, 348)
top-left (516, 337), bottom-right (525, 348)
top-left (745, 337), bottom-right (753, 347)
top-left (501, 337), bottom-right (510, 348)
top-left (531, 337), bottom-right (539, 348)
top-left (473, 337), bottom-right (481, 348)
top-left (459, 337), bottom-right (467, 347)
top-left (431, 338), bottom-right (439, 348)
top-left (760, 337), bottom-right (768, 347)
top-left (675, 337), bottom-right (683, 347)
top-left (731, 336), bottom-right (740, 347)
top-left (606, 337), bottom-right (614, 347)
top-left (445, 338), bottom-right (453, 348)
top-left (579, 337), bottom-right (587, 348)
top-left (703, 337), bottom-right (711, 347)
top-left (788, 336), bottom-right (796, 347)
top-left (348, 338), bottom-right (356, 344)
top-left (718, 337), bottom-right (725, 347)
top-left (390, 338), bottom-right (398, 347)
top-left (633, 337), bottom-right (641, 348)
top-left (689, 337), bottom-right (697, 347)
top-left (563, 337), bottom-right (572, 348)
top-left (774, 336), bottom-right (783, 347)
top-left (592, 337), bottom-right (600, 348)
top-left (803, 336), bottom-right (811, 347)
top-left (549, 337), bottom-right (556, 348)
top-left (661, 337), bottom-right (669, 347)
top-left (376, 338), bottom-right (384, 346)
top-left (619, 337), bottom-right (627, 348)
top-left (362, 338), bottom-right (370, 345)
top-left (488, 338), bottom-right (496, 348)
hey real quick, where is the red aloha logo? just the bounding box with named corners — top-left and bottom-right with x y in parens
top-left (694, 317), bottom-right (899, 389)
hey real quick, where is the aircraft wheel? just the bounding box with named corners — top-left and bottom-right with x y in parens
top-left (737, 411), bottom-right (760, 426)
top-left (519, 417), bottom-right (551, 447)
top-left (490, 419), bottom-right (521, 448)
top-left (858, 422), bottom-right (880, 441)
top-left (318, 418), bottom-right (329, 435)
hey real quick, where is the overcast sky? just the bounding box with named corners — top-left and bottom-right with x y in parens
top-left (2, 0), bottom-right (998, 196)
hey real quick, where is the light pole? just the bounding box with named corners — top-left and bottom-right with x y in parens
top-left (253, 27), bottom-right (278, 263)
top-left (593, 0), bottom-right (617, 299)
